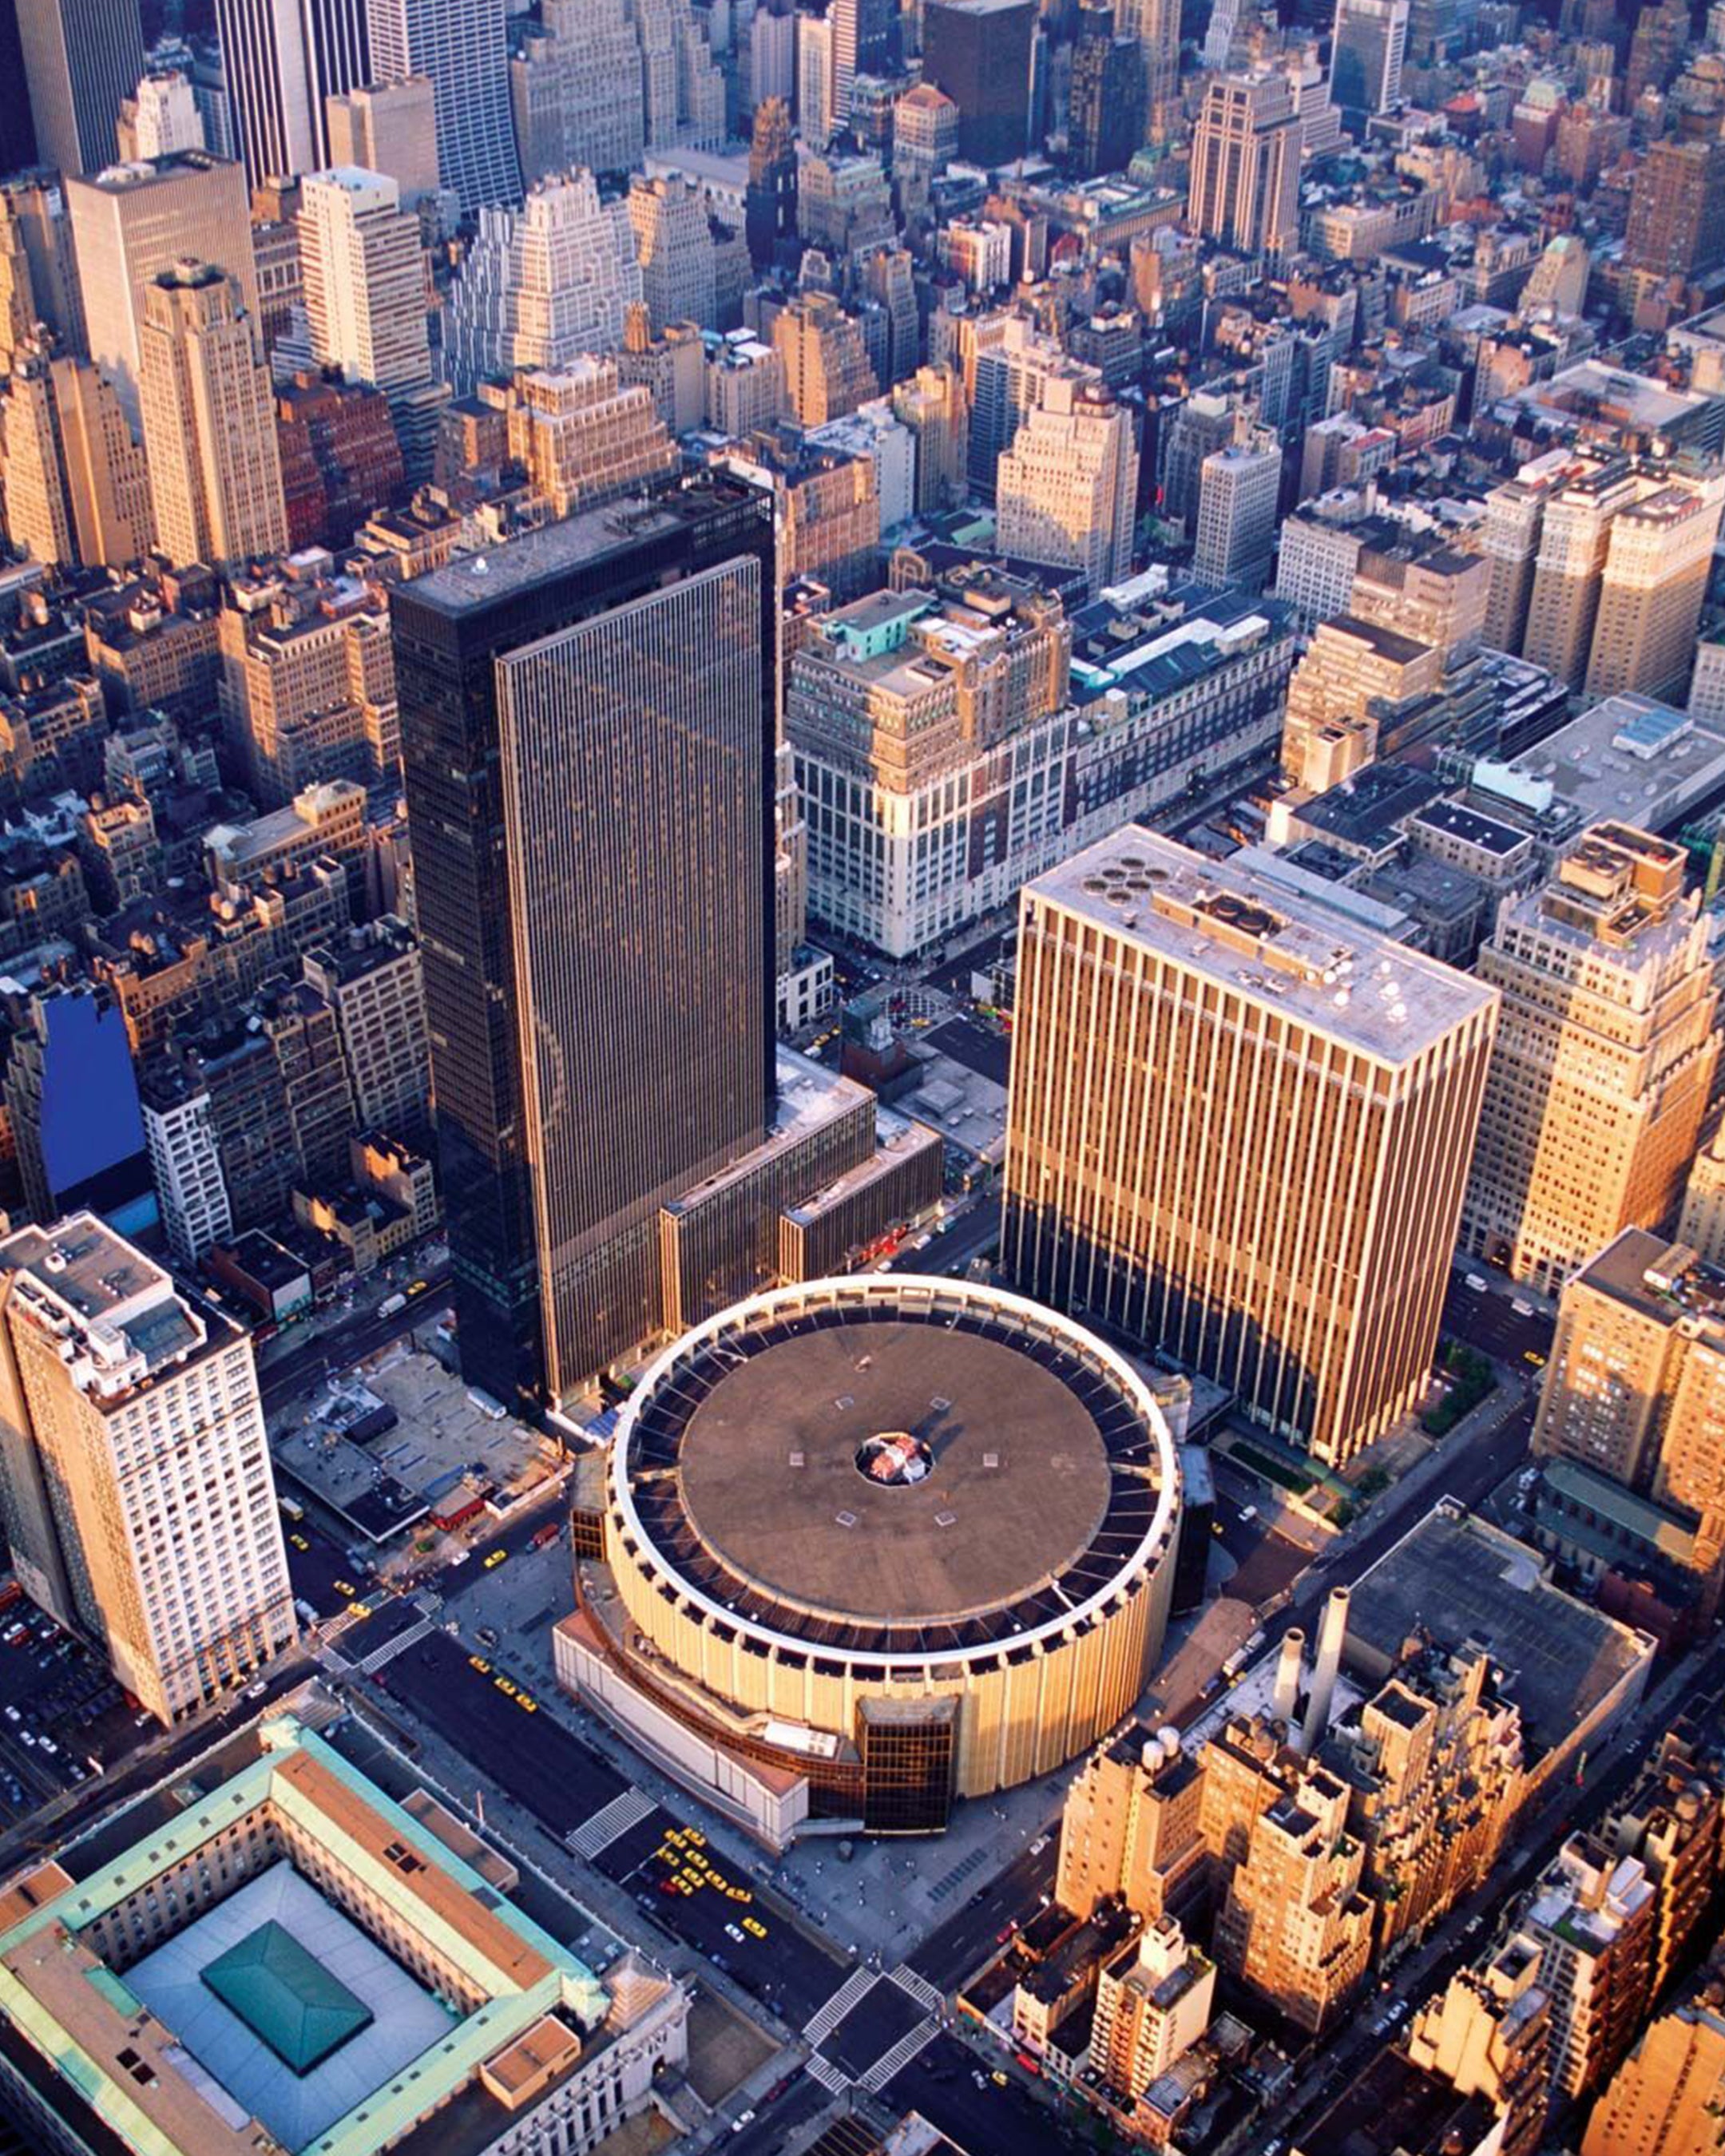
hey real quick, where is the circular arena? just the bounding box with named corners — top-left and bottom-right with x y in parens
top-left (574, 1276), bottom-right (1181, 1835)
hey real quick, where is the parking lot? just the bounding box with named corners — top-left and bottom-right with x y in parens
top-left (0, 1603), bottom-right (142, 1819)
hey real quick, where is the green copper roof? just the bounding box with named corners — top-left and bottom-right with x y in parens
top-left (200, 1920), bottom-right (372, 2074)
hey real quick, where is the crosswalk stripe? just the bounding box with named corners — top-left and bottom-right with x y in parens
top-left (889, 1964), bottom-right (945, 2015)
top-left (800, 1967), bottom-right (876, 2045)
top-left (860, 2015), bottom-right (938, 2093)
top-left (565, 1787), bottom-right (656, 1861)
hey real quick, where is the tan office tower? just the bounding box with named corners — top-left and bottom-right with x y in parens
top-left (1211, 1760), bottom-right (1374, 2032)
top-left (1480, 453), bottom-right (1571, 656)
top-left (1055, 1726), bottom-right (1207, 1923)
top-left (0, 173), bottom-right (85, 371)
top-left (503, 361), bottom-right (677, 517)
top-left (1533, 1230), bottom-right (1725, 1612)
top-left (1117, 0), bottom-right (1180, 135)
top-left (0, 1215), bottom-right (295, 1726)
top-left (298, 168), bottom-right (435, 463)
top-left (1525, 1833), bottom-right (1658, 2102)
top-left (1090, 1918), bottom-right (1215, 2102)
top-left (138, 260), bottom-right (288, 573)
top-left (892, 363), bottom-right (969, 512)
top-left (1187, 71), bottom-right (1301, 257)
top-left (1584, 470), bottom-right (1725, 702)
top-left (1406, 1936), bottom-right (1552, 2156)
top-left (995, 377), bottom-right (1139, 598)
top-left (65, 150), bottom-right (256, 437)
top-left (323, 77), bottom-right (440, 208)
top-left (1519, 454), bottom-right (1640, 689)
top-left (1461, 826), bottom-right (1719, 1293)
top-left (117, 69), bottom-right (204, 160)
top-left (0, 340), bottom-right (153, 569)
top-left (771, 290), bottom-right (879, 426)
top-left (1679, 1125), bottom-right (1725, 1266)
top-left (1279, 614), bottom-right (1442, 793)
top-left (1583, 1942), bottom-right (1725, 2156)
top-left (1005, 830), bottom-right (1498, 1464)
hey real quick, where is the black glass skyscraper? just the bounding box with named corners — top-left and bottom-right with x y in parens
top-left (391, 473), bottom-right (779, 1413)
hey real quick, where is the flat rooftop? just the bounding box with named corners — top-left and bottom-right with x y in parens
top-left (0, 1213), bottom-right (205, 1377)
top-left (1345, 1503), bottom-right (1655, 1763)
top-left (678, 1319), bottom-right (1112, 1623)
top-left (1029, 827), bottom-right (1496, 1063)
top-left (397, 472), bottom-right (767, 618)
top-left (1493, 692), bottom-right (1725, 834)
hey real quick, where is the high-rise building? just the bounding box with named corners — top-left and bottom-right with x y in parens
top-left (363, 0), bottom-right (520, 212)
top-left (0, 1214), bottom-right (295, 1724)
top-left (1583, 471), bottom-right (1725, 703)
top-left (301, 917), bottom-right (429, 1139)
top-left (0, 336), bottom-right (153, 569)
top-left (5, 986), bottom-right (152, 1231)
top-left (1479, 454), bottom-right (1571, 657)
top-left (1055, 1726), bottom-right (1207, 1924)
top-left (1626, 138), bottom-right (1725, 281)
top-left (745, 95), bottom-right (796, 267)
top-left (1533, 1231), bottom-right (1725, 1616)
top-left (138, 260), bottom-right (289, 571)
top-left (503, 359), bottom-right (677, 517)
top-left (1406, 1936), bottom-right (1552, 2156)
top-left (1279, 612), bottom-right (1441, 795)
top-left (921, 0), bottom-right (1036, 167)
top-left (298, 165), bottom-right (435, 474)
top-left (1091, 1917), bottom-right (1215, 2102)
top-left (1519, 454), bottom-right (1643, 689)
top-left (892, 362), bottom-right (968, 511)
top-left (1329, 0), bottom-right (1408, 130)
top-left (1003, 829), bottom-right (1497, 1464)
top-left (1192, 438), bottom-right (1281, 590)
top-left (830, 0), bottom-right (891, 125)
top-left (995, 375), bottom-right (1139, 597)
top-left (1584, 1940), bottom-right (1725, 2156)
top-left (628, 172), bottom-right (719, 334)
top-left (1067, 1), bottom-right (1143, 175)
top-left (1461, 826), bottom-right (1719, 1293)
top-left (510, 0), bottom-right (647, 186)
top-left (116, 69), bottom-right (204, 159)
top-left (391, 470), bottom-right (779, 1410)
top-left (323, 74), bottom-right (438, 204)
top-left (140, 1063), bottom-right (233, 1269)
top-left (1212, 1758), bottom-right (1374, 2033)
top-left (1680, 1125), bottom-right (1725, 1266)
top-left (1188, 72), bottom-right (1301, 257)
top-left (1525, 1834), bottom-right (1658, 2102)
top-left (444, 173), bottom-right (640, 396)
top-left (771, 289), bottom-right (878, 425)
top-left (797, 7), bottom-right (835, 145)
top-left (212, 0), bottom-right (368, 185)
top-left (65, 149), bottom-right (256, 434)
top-left (1115, 0), bottom-right (1178, 138)
top-left (0, 171), bottom-right (83, 369)
top-left (16, 0), bottom-right (145, 177)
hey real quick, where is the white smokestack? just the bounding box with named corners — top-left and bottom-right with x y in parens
top-left (1299, 1587), bottom-right (1350, 1755)
top-left (1273, 1628), bottom-right (1304, 1726)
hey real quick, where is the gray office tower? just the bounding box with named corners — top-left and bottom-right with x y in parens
top-left (392, 475), bottom-right (779, 1413)
top-left (214, 0), bottom-right (371, 187)
top-left (365, 0), bottom-right (520, 211)
top-left (18, 0), bottom-right (146, 176)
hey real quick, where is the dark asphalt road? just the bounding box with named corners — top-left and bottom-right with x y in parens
top-left (886, 2031), bottom-right (1089, 2156)
top-left (257, 1262), bottom-right (449, 1415)
top-left (371, 1629), bottom-right (851, 2023)
top-left (909, 1837), bottom-right (1057, 1993)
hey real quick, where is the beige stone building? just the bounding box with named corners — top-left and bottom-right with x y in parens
top-left (892, 363), bottom-right (969, 513)
top-left (504, 361), bottom-right (677, 518)
top-left (1583, 1940), bottom-right (1725, 2156)
top-left (1004, 829), bottom-right (1499, 1465)
top-left (1279, 612), bottom-right (1442, 793)
top-left (771, 290), bottom-right (878, 426)
top-left (218, 567), bottom-right (398, 807)
top-left (1212, 1759), bottom-right (1374, 2033)
top-left (1533, 1230), bottom-right (1725, 1612)
top-left (1461, 826), bottom-right (1719, 1292)
top-left (995, 376), bottom-right (1139, 598)
top-left (1187, 71), bottom-right (1301, 256)
top-left (1682, 1124), bottom-right (1725, 1266)
top-left (1525, 1834), bottom-right (1658, 2102)
top-left (137, 261), bottom-right (288, 572)
top-left (0, 340), bottom-right (152, 570)
top-left (1090, 1916), bottom-right (1215, 2102)
top-left (1055, 1726), bottom-right (1208, 1924)
top-left (1406, 1936), bottom-right (1552, 2156)
top-left (65, 150), bottom-right (256, 435)
top-left (0, 1216), bottom-right (296, 1725)
top-left (1584, 470), bottom-right (1725, 703)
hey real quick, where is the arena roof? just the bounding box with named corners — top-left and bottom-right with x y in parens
top-left (616, 1276), bottom-right (1179, 1663)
